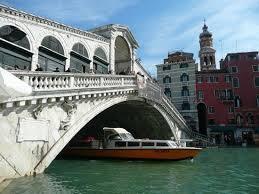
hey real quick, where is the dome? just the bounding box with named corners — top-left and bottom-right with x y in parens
top-left (199, 24), bottom-right (212, 38)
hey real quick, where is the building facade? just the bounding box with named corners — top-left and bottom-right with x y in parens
top-left (157, 51), bottom-right (198, 130)
top-left (196, 23), bottom-right (259, 145)
top-left (221, 52), bottom-right (259, 144)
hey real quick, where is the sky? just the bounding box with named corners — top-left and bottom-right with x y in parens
top-left (1, 0), bottom-right (259, 77)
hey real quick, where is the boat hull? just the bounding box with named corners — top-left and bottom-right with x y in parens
top-left (62, 148), bottom-right (201, 161)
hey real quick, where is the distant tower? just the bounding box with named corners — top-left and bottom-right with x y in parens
top-left (199, 21), bottom-right (216, 70)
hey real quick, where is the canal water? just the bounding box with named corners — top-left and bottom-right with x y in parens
top-left (2, 148), bottom-right (259, 194)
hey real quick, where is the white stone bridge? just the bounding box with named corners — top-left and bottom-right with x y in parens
top-left (0, 71), bottom-right (193, 180)
top-left (0, 5), bottom-right (204, 181)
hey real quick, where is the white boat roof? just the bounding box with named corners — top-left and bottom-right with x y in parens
top-left (103, 127), bottom-right (131, 134)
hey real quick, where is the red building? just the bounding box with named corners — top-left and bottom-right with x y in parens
top-left (196, 70), bottom-right (234, 136)
top-left (195, 23), bottom-right (259, 145)
top-left (221, 52), bottom-right (259, 143)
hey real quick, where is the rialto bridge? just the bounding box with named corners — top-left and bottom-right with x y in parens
top-left (0, 5), bottom-right (204, 181)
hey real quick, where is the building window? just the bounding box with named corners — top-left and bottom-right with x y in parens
top-left (164, 88), bottom-right (171, 98)
top-left (234, 96), bottom-right (241, 108)
top-left (163, 76), bottom-right (171, 83)
top-left (228, 106), bottom-right (234, 113)
top-left (180, 63), bottom-right (188, 68)
top-left (182, 101), bottom-right (190, 110)
top-left (197, 76), bottom-right (203, 83)
top-left (181, 86), bottom-right (189, 96)
top-left (180, 73), bottom-right (189, 82)
top-left (236, 114), bottom-right (243, 125)
top-left (197, 90), bottom-right (204, 99)
top-left (163, 65), bottom-right (171, 71)
top-left (226, 89), bottom-right (233, 100)
top-left (208, 106), bottom-right (215, 113)
top-left (253, 65), bottom-right (259, 72)
top-left (232, 77), bottom-right (239, 88)
top-left (247, 113), bottom-right (254, 124)
top-left (228, 119), bottom-right (235, 124)
top-left (231, 66), bottom-right (238, 73)
top-left (255, 77), bottom-right (259, 87)
top-left (256, 95), bottom-right (259, 107)
top-left (214, 76), bottom-right (219, 82)
top-left (225, 75), bottom-right (232, 83)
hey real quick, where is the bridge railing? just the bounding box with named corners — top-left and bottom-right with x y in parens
top-left (10, 71), bottom-right (137, 91)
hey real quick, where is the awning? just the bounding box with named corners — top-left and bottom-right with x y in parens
top-left (208, 125), bottom-right (237, 133)
top-left (0, 67), bottom-right (32, 101)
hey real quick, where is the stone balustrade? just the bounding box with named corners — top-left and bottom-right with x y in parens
top-left (10, 71), bottom-right (137, 92)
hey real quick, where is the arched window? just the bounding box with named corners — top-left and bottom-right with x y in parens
top-left (210, 56), bottom-right (213, 65)
top-left (204, 56), bottom-right (208, 65)
top-left (236, 114), bottom-right (243, 125)
top-left (163, 75), bottom-right (171, 83)
top-left (247, 113), bottom-right (254, 124)
top-left (232, 77), bottom-right (239, 88)
top-left (93, 47), bottom-right (108, 74)
top-left (70, 43), bottom-right (91, 73)
top-left (0, 25), bottom-right (32, 70)
top-left (180, 73), bottom-right (189, 82)
top-left (41, 36), bottom-right (64, 55)
top-left (164, 88), bottom-right (171, 98)
top-left (234, 96), bottom-right (241, 107)
top-left (38, 36), bottom-right (66, 72)
top-left (181, 86), bottom-right (189, 96)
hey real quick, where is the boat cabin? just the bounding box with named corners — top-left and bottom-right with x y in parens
top-left (103, 127), bottom-right (178, 149)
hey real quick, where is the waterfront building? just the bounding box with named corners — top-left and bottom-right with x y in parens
top-left (196, 23), bottom-right (235, 144)
top-left (196, 23), bottom-right (259, 145)
top-left (156, 51), bottom-right (198, 130)
top-left (221, 52), bottom-right (259, 144)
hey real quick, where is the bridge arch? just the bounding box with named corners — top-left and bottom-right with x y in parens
top-left (93, 46), bottom-right (109, 74)
top-left (70, 42), bottom-right (91, 73)
top-left (114, 35), bottom-right (132, 75)
top-left (0, 25), bottom-right (33, 70)
top-left (38, 35), bottom-right (67, 72)
top-left (34, 96), bottom-right (175, 174)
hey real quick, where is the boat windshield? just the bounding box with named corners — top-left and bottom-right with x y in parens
top-left (120, 133), bottom-right (134, 140)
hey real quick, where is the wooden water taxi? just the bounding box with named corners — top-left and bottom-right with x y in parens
top-left (63, 127), bottom-right (202, 161)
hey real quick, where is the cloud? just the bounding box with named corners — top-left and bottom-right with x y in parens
top-left (1, 0), bottom-right (139, 27)
top-left (139, 0), bottom-right (259, 74)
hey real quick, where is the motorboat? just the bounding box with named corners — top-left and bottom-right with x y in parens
top-left (63, 127), bottom-right (202, 161)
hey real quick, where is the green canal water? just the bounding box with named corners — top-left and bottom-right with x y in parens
top-left (2, 148), bottom-right (259, 194)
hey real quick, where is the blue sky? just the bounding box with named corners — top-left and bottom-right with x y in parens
top-left (1, 0), bottom-right (259, 76)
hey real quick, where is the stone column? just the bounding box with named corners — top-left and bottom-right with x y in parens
top-left (109, 34), bottom-right (116, 75)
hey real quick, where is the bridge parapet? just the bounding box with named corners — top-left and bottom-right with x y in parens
top-left (10, 71), bottom-right (136, 92)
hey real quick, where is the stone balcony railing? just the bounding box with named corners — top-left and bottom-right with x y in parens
top-left (10, 71), bottom-right (137, 92)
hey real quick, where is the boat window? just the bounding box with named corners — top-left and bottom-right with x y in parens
top-left (108, 134), bottom-right (121, 140)
top-left (156, 142), bottom-right (169, 147)
top-left (115, 141), bottom-right (126, 147)
top-left (142, 142), bottom-right (154, 146)
top-left (127, 142), bottom-right (140, 147)
top-left (120, 133), bottom-right (134, 140)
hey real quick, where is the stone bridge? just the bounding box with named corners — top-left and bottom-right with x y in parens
top-left (0, 71), bottom-right (192, 180)
top-left (0, 4), bottom-right (197, 181)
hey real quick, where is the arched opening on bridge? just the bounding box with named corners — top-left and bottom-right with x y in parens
top-left (59, 100), bottom-right (173, 158)
top-left (93, 47), bottom-right (109, 74)
top-left (70, 43), bottom-right (91, 73)
top-left (38, 36), bottom-right (66, 72)
top-left (0, 25), bottom-right (32, 70)
top-left (114, 36), bottom-right (131, 75)
top-left (197, 103), bottom-right (207, 135)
